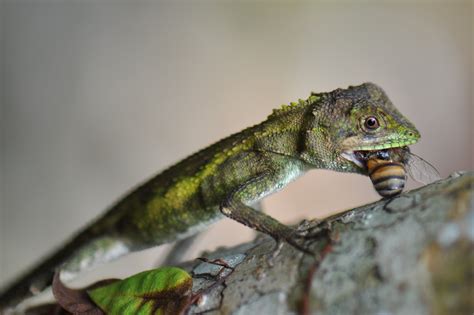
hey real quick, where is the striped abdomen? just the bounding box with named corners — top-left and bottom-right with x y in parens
top-left (367, 158), bottom-right (407, 197)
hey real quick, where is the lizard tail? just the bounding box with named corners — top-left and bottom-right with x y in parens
top-left (0, 219), bottom-right (126, 311)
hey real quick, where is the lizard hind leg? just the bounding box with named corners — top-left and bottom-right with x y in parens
top-left (158, 202), bottom-right (263, 267)
top-left (58, 235), bottom-right (131, 282)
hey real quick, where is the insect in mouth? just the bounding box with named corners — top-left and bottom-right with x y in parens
top-left (360, 147), bottom-right (440, 198)
top-left (367, 158), bottom-right (406, 197)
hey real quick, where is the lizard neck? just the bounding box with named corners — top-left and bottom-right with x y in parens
top-left (253, 94), bottom-right (335, 169)
top-left (254, 91), bottom-right (358, 173)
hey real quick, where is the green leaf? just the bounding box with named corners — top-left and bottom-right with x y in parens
top-left (87, 267), bottom-right (192, 315)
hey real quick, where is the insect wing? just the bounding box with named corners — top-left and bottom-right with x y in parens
top-left (405, 153), bottom-right (441, 185)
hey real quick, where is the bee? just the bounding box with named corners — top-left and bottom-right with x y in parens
top-left (367, 158), bottom-right (406, 197)
top-left (366, 148), bottom-right (440, 198)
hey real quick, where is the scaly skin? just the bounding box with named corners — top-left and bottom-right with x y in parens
top-left (0, 83), bottom-right (420, 310)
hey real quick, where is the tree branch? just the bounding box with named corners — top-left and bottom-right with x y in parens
top-left (185, 172), bottom-right (473, 315)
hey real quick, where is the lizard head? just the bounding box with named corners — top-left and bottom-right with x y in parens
top-left (308, 83), bottom-right (420, 174)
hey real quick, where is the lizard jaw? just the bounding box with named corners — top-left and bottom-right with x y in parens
top-left (340, 134), bottom-right (418, 170)
top-left (341, 151), bottom-right (366, 169)
top-left (341, 135), bottom-right (418, 152)
top-left (341, 146), bottom-right (411, 172)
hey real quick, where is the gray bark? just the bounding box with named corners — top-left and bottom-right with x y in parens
top-left (185, 172), bottom-right (473, 315)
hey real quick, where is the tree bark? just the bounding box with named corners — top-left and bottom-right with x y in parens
top-left (184, 172), bottom-right (473, 315)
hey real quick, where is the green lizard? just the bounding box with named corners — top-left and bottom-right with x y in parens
top-left (0, 83), bottom-right (420, 310)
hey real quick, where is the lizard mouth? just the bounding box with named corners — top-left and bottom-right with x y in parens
top-left (340, 134), bottom-right (417, 170)
top-left (341, 146), bottom-right (411, 171)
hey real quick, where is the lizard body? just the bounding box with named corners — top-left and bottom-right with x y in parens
top-left (0, 83), bottom-right (420, 310)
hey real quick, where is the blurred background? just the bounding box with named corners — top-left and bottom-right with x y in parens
top-left (1, 0), bottom-right (472, 298)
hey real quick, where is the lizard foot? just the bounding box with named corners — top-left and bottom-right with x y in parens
top-left (274, 219), bottom-right (332, 256)
top-left (293, 218), bottom-right (331, 240)
top-left (279, 230), bottom-right (317, 256)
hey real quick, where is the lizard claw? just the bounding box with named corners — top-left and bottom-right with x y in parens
top-left (266, 241), bottom-right (285, 266)
top-left (275, 229), bottom-right (316, 256)
top-left (284, 237), bottom-right (315, 256)
top-left (273, 219), bottom-right (331, 255)
top-left (293, 218), bottom-right (330, 239)
top-left (264, 219), bottom-right (331, 257)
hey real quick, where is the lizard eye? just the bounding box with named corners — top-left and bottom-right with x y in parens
top-left (364, 116), bottom-right (380, 130)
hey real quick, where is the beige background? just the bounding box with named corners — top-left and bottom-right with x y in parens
top-left (1, 1), bottom-right (473, 290)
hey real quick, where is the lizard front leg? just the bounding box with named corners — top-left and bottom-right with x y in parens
top-left (219, 158), bottom-right (314, 254)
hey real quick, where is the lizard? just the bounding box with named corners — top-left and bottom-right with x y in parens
top-left (0, 82), bottom-right (420, 310)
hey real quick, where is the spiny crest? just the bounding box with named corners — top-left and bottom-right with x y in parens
top-left (267, 94), bottom-right (319, 119)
